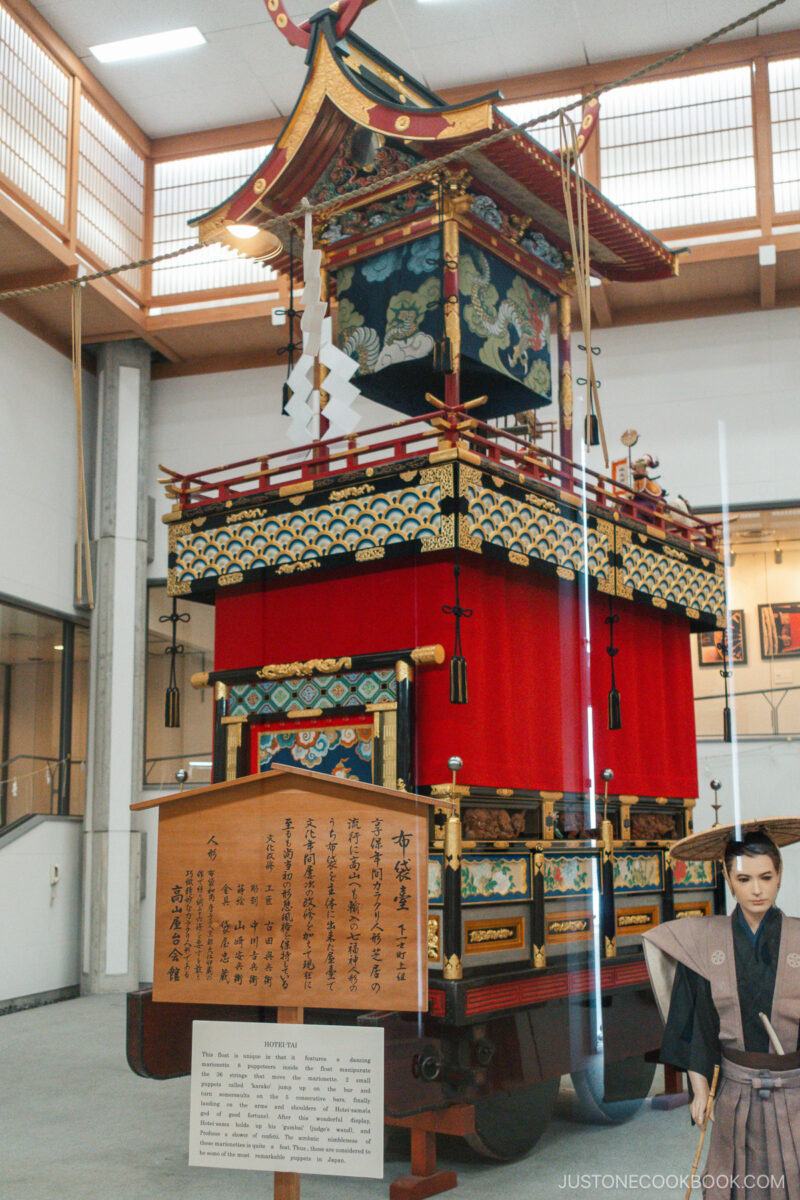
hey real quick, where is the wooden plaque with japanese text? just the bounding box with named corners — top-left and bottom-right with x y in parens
top-left (134, 766), bottom-right (430, 1013)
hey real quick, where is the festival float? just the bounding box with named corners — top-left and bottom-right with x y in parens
top-left (129, 0), bottom-right (727, 1171)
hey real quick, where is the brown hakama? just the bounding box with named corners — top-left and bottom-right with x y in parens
top-left (643, 912), bottom-right (800, 1200)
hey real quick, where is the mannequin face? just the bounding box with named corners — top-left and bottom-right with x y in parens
top-left (723, 853), bottom-right (781, 925)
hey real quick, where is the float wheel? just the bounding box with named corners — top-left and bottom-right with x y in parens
top-left (569, 1055), bottom-right (656, 1124)
top-left (465, 1077), bottom-right (560, 1160)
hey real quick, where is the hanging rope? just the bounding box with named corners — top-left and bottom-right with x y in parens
top-left (558, 109), bottom-right (609, 467)
top-left (71, 284), bottom-right (94, 609)
top-left (0, 0), bottom-right (787, 308)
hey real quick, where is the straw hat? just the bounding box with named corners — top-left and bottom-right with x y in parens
top-left (671, 816), bottom-right (800, 861)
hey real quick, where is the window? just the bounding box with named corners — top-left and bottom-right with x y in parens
top-left (0, 601), bottom-right (88, 826)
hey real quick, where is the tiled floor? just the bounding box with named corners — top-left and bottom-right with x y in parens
top-left (2, 994), bottom-right (700, 1200)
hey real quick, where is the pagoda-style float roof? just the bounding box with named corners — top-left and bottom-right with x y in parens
top-left (190, 7), bottom-right (676, 285)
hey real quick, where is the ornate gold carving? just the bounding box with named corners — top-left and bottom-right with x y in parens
top-left (227, 507), bottom-right (264, 525)
top-left (328, 484), bottom-right (374, 501)
top-left (496, 788), bottom-right (513, 797)
top-left (278, 480), bottom-right (314, 497)
top-left (276, 560), bottom-right (320, 574)
top-left (559, 360), bottom-right (573, 431)
top-left (400, 470), bottom-right (419, 482)
top-left (257, 657), bottom-right (352, 680)
top-left (219, 571), bottom-right (244, 587)
top-left (557, 565), bottom-right (575, 580)
top-left (214, 682), bottom-right (229, 704)
top-left (443, 953), bottom-right (462, 981)
top-left (395, 660), bottom-right (412, 683)
top-left (509, 550), bottom-right (529, 567)
top-left (395, 114), bottom-right (411, 131)
top-left (355, 546), bottom-right (385, 562)
top-left (533, 944), bottom-right (546, 969)
top-left (605, 936), bottom-right (617, 958)
top-left (467, 925), bottom-right (518, 946)
top-left (287, 707), bottom-right (324, 719)
top-left (428, 916), bottom-right (440, 961)
top-left (254, 178), bottom-right (266, 194)
top-left (411, 644), bottom-right (445, 665)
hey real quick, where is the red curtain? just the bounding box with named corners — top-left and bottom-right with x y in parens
top-left (215, 555), bottom-right (697, 798)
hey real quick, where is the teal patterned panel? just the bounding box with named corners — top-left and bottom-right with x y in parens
top-left (462, 854), bottom-right (531, 904)
top-left (229, 669), bottom-right (397, 718)
top-left (622, 534), bottom-right (724, 624)
top-left (614, 851), bottom-right (663, 893)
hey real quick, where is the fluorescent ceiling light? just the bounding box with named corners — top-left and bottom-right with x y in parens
top-left (89, 26), bottom-right (206, 64)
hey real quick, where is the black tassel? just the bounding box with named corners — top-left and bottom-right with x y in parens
top-left (605, 567), bottom-right (621, 730)
top-left (719, 629), bottom-right (732, 742)
top-left (165, 685), bottom-right (181, 729)
top-left (608, 687), bottom-right (621, 731)
top-left (442, 561), bottom-right (472, 706)
top-left (450, 655), bottom-right (468, 705)
top-left (723, 706), bottom-right (732, 743)
top-left (585, 411), bottom-right (600, 446)
top-left (160, 597), bottom-right (190, 729)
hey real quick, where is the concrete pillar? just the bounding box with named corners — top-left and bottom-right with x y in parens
top-left (81, 341), bottom-right (151, 993)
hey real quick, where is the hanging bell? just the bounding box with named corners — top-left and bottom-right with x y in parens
top-left (450, 655), bottom-right (468, 705)
top-left (608, 687), bottom-right (622, 731)
top-left (584, 412), bottom-right (600, 446)
top-left (165, 685), bottom-right (181, 729)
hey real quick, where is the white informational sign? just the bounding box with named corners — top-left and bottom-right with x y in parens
top-left (189, 1021), bottom-right (384, 1179)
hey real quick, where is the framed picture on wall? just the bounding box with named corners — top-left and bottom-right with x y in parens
top-left (697, 610), bottom-right (746, 667)
top-left (759, 602), bottom-right (800, 659)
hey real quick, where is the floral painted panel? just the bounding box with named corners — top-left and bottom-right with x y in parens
top-left (461, 854), bottom-right (530, 904)
top-left (673, 859), bottom-right (715, 889)
top-left (257, 724), bottom-right (373, 783)
top-left (544, 854), bottom-right (595, 896)
top-left (428, 855), bottom-right (443, 904)
top-left (614, 852), bottom-right (663, 893)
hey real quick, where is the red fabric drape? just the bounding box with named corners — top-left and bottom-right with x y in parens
top-left (215, 556), bottom-right (697, 798)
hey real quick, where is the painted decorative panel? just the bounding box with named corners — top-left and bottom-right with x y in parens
top-left (257, 724), bottom-right (374, 782)
top-left (614, 851), bottom-right (663, 893)
top-left (428, 855), bottom-right (443, 904)
top-left (229, 669), bottom-right (396, 717)
top-left (461, 854), bottom-right (531, 903)
top-left (673, 859), bottom-right (715, 889)
top-left (334, 233), bottom-right (551, 418)
top-left (544, 854), bottom-right (595, 896)
top-left (459, 237), bottom-right (551, 405)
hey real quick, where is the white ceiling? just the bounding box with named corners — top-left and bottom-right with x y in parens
top-left (32, 0), bottom-right (800, 138)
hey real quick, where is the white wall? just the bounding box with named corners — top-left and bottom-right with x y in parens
top-left (580, 307), bottom-right (800, 509)
top-left (148, 365), bottom-right (399, 578)
top-left (0, 817), bottom-right (82, 1002)
top-left (698, 741), bottom-right (800, 918)
top-left (0, 313), bottom-right (97, 615)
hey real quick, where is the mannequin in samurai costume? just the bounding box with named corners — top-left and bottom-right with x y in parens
top-left (643, 818), bottom-right (800, 1200)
